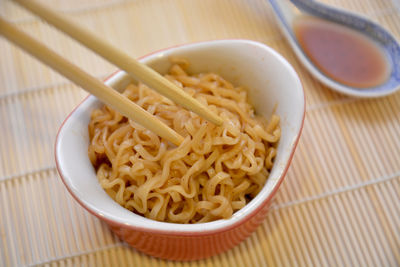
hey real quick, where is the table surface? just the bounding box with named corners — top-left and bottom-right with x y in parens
top-left (0, 0), bottom-right (399, 266)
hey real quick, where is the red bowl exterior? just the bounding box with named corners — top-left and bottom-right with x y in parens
top-left (107, 199), bottom-right (272, 260)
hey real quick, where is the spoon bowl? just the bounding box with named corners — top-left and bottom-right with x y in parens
top-left (268, 0), bottom-right (400, 98)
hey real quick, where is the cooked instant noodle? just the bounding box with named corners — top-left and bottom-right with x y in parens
top-left (88, 59), bottom-right (280, 223)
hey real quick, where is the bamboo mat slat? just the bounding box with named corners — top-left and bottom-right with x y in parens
top-left (0, 0), bottom-right (399, 266)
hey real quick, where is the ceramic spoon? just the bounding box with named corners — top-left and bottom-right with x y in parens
top-left (268, 0), bottom-right (400, 97)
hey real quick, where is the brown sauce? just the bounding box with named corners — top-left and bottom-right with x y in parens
top-left (293, 16), bottom-right (390, 88)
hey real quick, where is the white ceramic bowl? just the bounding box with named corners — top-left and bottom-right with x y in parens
top-left (55, 39), bottom-right (305, 260)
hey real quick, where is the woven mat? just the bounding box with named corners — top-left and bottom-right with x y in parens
top-left (1, 0), bottom-right (399, 266)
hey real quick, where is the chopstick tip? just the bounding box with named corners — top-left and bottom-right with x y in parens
top-left (212, 115), bottom-right (224, 126)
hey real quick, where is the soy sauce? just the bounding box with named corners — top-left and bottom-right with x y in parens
top-left (293, 16), bottom-right (390, 88)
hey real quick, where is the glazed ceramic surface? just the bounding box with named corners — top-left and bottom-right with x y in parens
top-left (269, 0), bottom-right (400, 97)
top-left (55, 40), bottom-right (305, 260)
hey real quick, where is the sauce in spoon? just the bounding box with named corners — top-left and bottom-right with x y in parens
top-left (293, 16), bottom-right (390, 88)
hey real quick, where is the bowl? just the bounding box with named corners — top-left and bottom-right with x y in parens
top-left (55, 39), bottom-right (305, 261)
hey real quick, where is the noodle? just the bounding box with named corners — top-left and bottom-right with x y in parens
top-left (88, 59), bottom-right (280, 223)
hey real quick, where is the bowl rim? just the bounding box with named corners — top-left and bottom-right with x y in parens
top-left (55, 39), bottom-right (306, 235)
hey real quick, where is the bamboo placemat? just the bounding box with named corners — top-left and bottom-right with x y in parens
top-left (0, 0), bottom-right (399, 266)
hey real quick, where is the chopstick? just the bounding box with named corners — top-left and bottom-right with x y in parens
top-left (13, 0), bottom-right (224, 127)
top-left (0, 17), bottom-right (184, 146)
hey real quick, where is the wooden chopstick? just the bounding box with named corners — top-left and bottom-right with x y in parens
top-left (0, 17), bottom-right (184, 146)
top-left (13, 0), bottom-right (224, 127)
